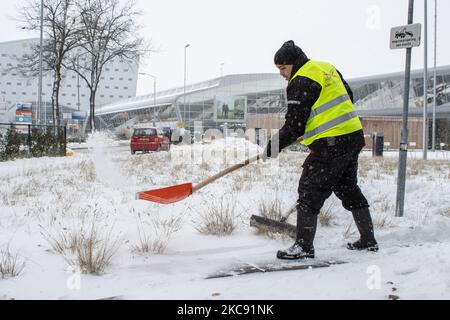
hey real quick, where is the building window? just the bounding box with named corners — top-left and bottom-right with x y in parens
top-left (105, 86), bottom-right (110, 89)
top-left (1, 73), bottom-right (6, 76)
top-left (100, 94), bottom-right (105, 98)
top-left (123, 69), bottom-right (129, 72)
top-left (109, 77), bottom-right (114, 80)
top-left (72, 76), bottom-right (76, 79)
top-left (67, 103), bottom-right (72, 106)
top-left (7, 63), bottom-right (12, 67)
top-left (109, 95), bottom-right (114, 98)
top-left (119, 95), bottom-right (123, 98)
top-left (67, 84), bottom-right (72, 88)
top-left (12, 73), bottom-right (17, 76)
top-left (119, 78), bottom-right (123, 81)
top-left (1, 54), bottom-right (6, 57)
top-left (47, 84), bottom-right (52, 87)
top-left (101, 77), bottom-right (105, 80)
top-left (114, 86), bottom-right (119, 89)
top-left (12, 92), bottom-right (16, 95)
top-left (17, 83), bottom-right (22, 86)
top-left (106, 68), bottom-right (110, 71)
top-left (128, 78), bottom-right (133, 81)
top-left (124, 87), bottom-right (128, 90)
top-left (62, 93), bottom-right (66, 96)
top-left (72, 94), bottom-right (76, 97)
top-left (22, 92), bottom-right (27, 95)
top-left (115, 69), bottom-right (119, 72)
top-left (1, 91), bottom-right (5, 94)
top-left (81, 94), bottom-right (86, 97)
top-left (6, 82), bottom-right (11, 85)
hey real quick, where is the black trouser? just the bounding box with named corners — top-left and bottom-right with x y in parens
top-left (296, 146), bottom-right (368, 216)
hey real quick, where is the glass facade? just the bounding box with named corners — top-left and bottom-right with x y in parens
top-left (96, 66), bottom-right (450, 148)
top-left (96, 73), bottom-right (287, 132)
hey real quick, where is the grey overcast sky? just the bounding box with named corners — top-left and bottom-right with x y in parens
top-left (1, 0), bottom-right (449, 96)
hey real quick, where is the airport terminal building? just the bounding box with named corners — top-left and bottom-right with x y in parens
top-left (96, 64), bottom-right (450, 150)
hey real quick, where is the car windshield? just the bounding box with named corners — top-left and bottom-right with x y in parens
top-left (133, 128), bottom-right (157, 136)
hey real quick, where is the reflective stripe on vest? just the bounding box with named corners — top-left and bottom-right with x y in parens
top-left (303, 111), bottom-right (358, 140)
top-left (289, 60), bottom-right (362, 146)
top-left (308, 94), bottom-right (350, 119)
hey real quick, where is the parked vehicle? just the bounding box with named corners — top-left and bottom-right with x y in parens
top-left (427, 84), bottom-right (450, 105)
top-left (130, 127), bottom-right (170, 154)
top-left (161, 127), bottom-right (173, 142)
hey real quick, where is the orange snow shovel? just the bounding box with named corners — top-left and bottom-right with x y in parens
top-left (136, 154), bottom-right (260, 204)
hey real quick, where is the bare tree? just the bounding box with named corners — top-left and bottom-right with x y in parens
top-left (17, 0), bottom-right (80, 126)
top-left (66, 0), bottom-right (149, 132)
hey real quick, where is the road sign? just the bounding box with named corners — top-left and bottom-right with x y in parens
top-left (390, 23), bottom-right (421, 49)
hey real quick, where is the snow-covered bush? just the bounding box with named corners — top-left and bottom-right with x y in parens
top-left (70, 219), bottom-right (120, 275)
top-left (42, 208), bottom-right (121, 275)
top-left (319, 198), bottom-right (337, 227)
top-left (258, 198), bottom-right (283, 222)
top-left (0, 247), bottom-right (25, 279)
top-left (131, 211), bottom-right (182, 254)
top-left (193, 198), bottom-right (239, 236)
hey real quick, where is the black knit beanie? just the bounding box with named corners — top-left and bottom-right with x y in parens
top-left (274, 40), bottom-right (305, 65)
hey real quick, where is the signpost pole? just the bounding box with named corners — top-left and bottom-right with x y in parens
top-left (395, 0), bottom-right (415, 218)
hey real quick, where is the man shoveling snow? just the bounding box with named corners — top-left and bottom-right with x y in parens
top-left (261, 40), bottom-right (379, 260)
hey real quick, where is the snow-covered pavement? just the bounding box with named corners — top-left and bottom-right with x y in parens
top-left (1, 133), bottom-right (449, 300)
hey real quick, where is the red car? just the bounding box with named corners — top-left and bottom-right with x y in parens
top-left (130, 127), bottom-right (170, 154)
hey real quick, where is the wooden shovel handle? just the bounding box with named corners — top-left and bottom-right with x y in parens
top-left (192, 154), bottom-right (260, 193)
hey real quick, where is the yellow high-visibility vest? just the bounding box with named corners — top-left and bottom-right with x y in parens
top-left (289, 60), bottom-right (362, 146)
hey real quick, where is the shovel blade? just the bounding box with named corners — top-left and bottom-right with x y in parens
top-left (136, 183), bottom-right (193, 204)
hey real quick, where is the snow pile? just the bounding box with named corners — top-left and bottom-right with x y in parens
top-left (0, 133), bottom-right (449, 300)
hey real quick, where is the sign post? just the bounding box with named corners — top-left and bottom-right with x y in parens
top-left (392, 0), bottom-right (420, 217)
top-left (390, 23), bottom-right (421, 49)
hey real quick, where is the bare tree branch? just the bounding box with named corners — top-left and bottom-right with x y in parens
top-left (64, 0), bottom-right (152, 132)
top-left (11, 0), bottom-right (152, 131)
top-left (14, 0), bottom-right (82, 126)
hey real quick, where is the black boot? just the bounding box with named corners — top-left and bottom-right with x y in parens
top-left (277, 210), bottom-right (317, 260)
top-left (347, 207), bottom-right (379, 252)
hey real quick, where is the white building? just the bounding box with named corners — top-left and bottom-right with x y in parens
top-left (0, 38), bottom-right (139, 123)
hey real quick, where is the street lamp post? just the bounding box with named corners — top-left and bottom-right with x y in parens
top-left (220, 62), bottom-right (225, 78)
top-left (38, 0), bottom-right (44, 124)
top-left (423, 0), bottom-right (428, 160)
top-left (77, 56), bottom-right (81, 111)
top-left (432, 0), bottom-right (437, 151)
top-left (139, 72), bottom-right (157, 126)
top-left (184, 44), bottom-right (190, 127)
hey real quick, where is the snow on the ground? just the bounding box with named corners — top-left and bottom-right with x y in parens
top-left (1, 132), bottom-right (449, 300)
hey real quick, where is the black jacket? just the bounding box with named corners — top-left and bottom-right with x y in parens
top-left (268, 53), bottom-right (365, 157)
